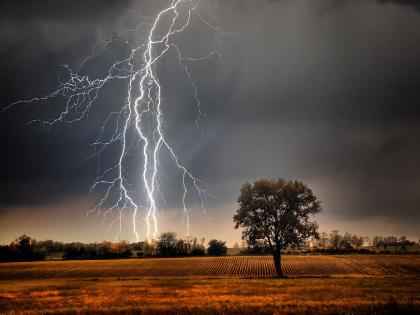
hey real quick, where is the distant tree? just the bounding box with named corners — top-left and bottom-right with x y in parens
top-left (319, 231), bottom-right (328, 249)
top-left (156, 232), bottom-right (178, 257)
top-left (352, 235), bottom-right (364, 251)
top-left (9, 235), bottom-right (46, 261)
top-left (36, 240), bottom-right (65, 253)
top-left (340, 232), bottom-right (353, 251)
top-left (398, 236), bottom-right (411, 252)
top-left (142, 239), bottom-right (156, 256)
top-left (242, 243), bottom-right (271, 255)
top-left (384, 236), bottom-right (398, 244)
top-left (233, 179), bottom-right (321, 277)
top-left (372, 236), bottom-right (383, 247)
top-left (63, 243), bottom-right (84, 259)
top-left (15, 234), bottom-right (32, 256)
top-left (175, 239), bottom-right (188, 256)
top-left (185, 236), bottom-right (193, 254)
top-left (130, 242), bottom-right (143, 251)
top-left (97, 241), bottom-right (112, 257)
top-left (191, 237), bottom-right (205, 256)
top-left (380, 236), bottom-right (399, 251)
top-left (207, 239), bottom-right (227, 256)
top-left (112, 241), bottom-right (133, 258)
top-left (329, 230), bottom-right (341, 251)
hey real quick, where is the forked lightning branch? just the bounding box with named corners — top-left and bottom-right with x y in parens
top-left (5, 0), bottom-right (228, 241)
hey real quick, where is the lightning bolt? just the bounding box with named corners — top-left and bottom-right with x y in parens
top-left (4, 0), bottom-right (229, 241)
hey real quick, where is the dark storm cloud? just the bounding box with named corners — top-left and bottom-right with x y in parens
top-left (0, 0), bottom-right (132, 20)
top-left (0, 0), bottom-right (135, 208)
top-left (187, 0), bottom-right (420, 225)
top-left (320, 0), bottom-right (420, 16)
top-left (377, 0), bottom-right (420, 12)
top-left (0, 0), bottom-right (419, 236)
top-left (325, 0), bottom-right (420, 11)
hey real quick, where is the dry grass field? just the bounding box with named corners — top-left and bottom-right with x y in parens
top-left (0, 255), bottom-right (419, 314)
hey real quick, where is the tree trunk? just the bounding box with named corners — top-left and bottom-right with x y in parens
top-left (273, 247), bottom-right (284, 278)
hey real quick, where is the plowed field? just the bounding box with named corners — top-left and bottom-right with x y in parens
top-left (1, 255), bottom-right (419, 279)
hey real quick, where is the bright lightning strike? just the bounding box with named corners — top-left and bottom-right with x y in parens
top-left (4, 0), bottom-right (229, 241)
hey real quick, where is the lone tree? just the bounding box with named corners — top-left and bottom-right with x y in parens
top-left (233, 179), bottom-right (321, 277)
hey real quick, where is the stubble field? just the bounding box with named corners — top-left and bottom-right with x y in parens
top-left (0, 255), bottom-right (419, 314)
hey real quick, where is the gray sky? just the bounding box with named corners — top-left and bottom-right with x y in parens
top-left (1, 0), bottom-right (419, 244)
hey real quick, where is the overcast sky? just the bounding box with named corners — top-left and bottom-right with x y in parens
top-left (1, 0), bottom-right (419, 245)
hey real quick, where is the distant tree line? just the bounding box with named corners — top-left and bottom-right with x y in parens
top-left (62, 241), bottom-right (132, 259)
top-left (0, 232), bottom-right (227, 262)
top-left (135, 232), bottom-right (206, 257)
top-left (1, 231), bottom-right (418, 262)
top-left (314, 231), bottom-right (417, 253)
top-left (371, 235), bottom-right (416, 253)
top-left (303, 230), bottom-right (417, 254)
top-left (134, 232), bottom-right (227, 257)
top-left (313, 230), bottom-right (369, 253)
top-left (0, 235), bottom-right (134, 261)
top-left (0, 235), bottom-right (46, 262)
top-left (240, 230), bottom-right (419, 255)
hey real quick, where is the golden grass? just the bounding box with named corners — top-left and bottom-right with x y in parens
top-left (0, 255), bottom-right (419, 314)
top-left (1, 277), bottom-right (419, 314)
